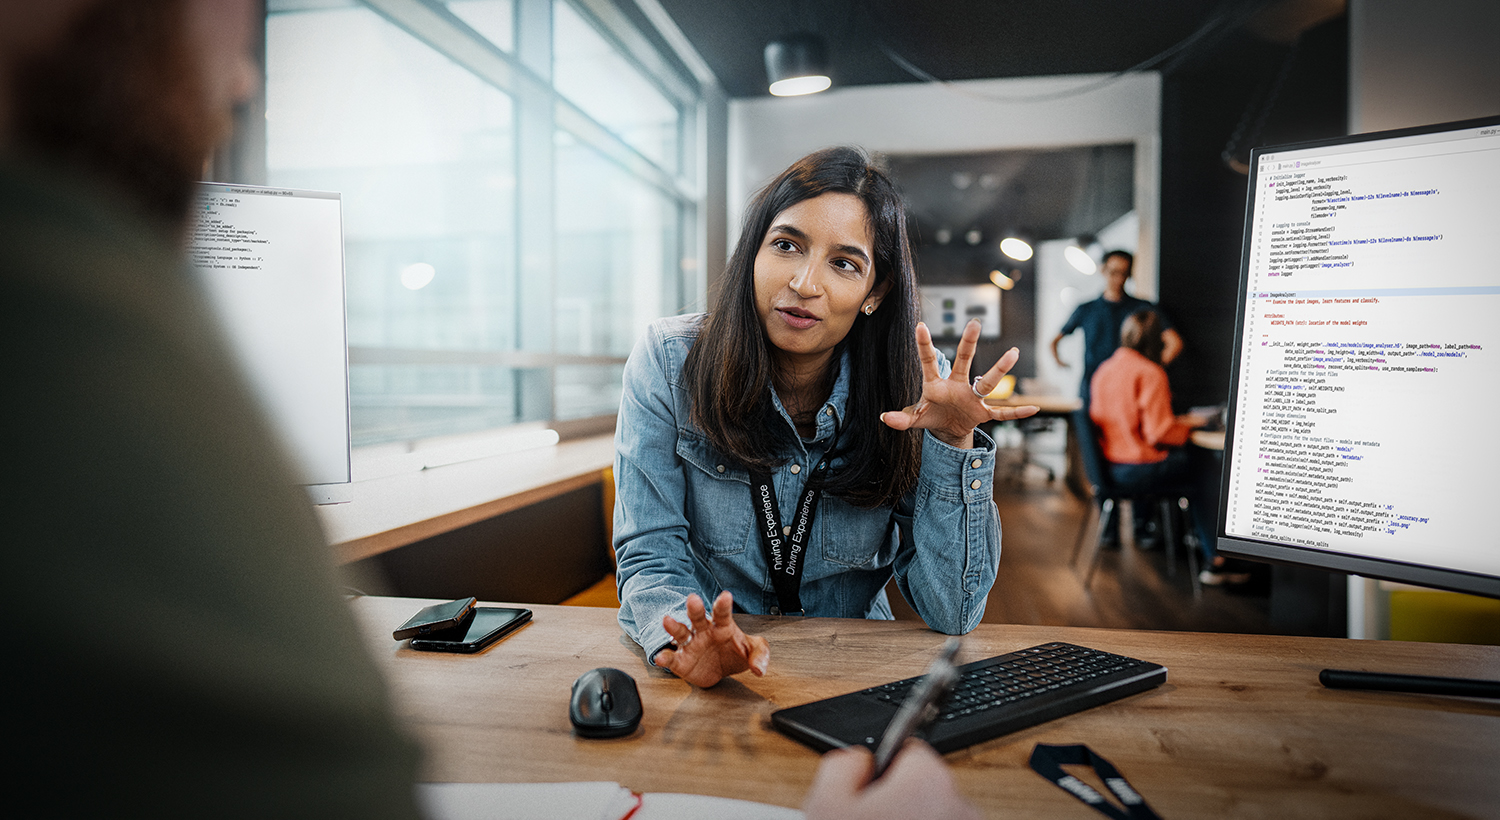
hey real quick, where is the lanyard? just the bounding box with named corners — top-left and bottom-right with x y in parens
top-left (748, 461), bottom-right (824, 616)
top-left (1028, 744), bottom-right (1162, 820)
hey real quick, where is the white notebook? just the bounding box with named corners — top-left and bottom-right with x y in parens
top-left (416, 782), bottom-right (804, 820)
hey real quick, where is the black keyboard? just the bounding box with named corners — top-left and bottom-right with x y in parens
top-left (771, 642), bottom-right (1167, 754)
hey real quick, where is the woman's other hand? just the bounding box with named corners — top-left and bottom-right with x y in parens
top-left (881, 319), bottom-right (1039, 449)
top-left (654, 591), bottom-right (770, 688)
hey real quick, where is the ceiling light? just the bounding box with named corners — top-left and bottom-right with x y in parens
top-left (1000, 237), bottom-right (1033, 261)
top-left (989, 270), bottom-right (1015, 290)
top-left (1065, 245), bottom-right (1097, 275)
top-left (965, 229), bottom-right (982, 245)
top-left (765, 34), bottom-right (831, 97)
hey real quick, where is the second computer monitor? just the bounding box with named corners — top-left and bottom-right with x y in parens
top-left (1219, 115), bottom-right (1500, 599)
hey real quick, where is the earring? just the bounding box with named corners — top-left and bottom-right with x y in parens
top-left (862, 303), bottom-right (874, 315)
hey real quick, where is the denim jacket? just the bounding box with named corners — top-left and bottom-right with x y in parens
top-left (613, 314), bottom-right (1002, 662)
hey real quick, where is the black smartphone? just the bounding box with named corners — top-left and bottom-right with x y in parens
top-left (392, 597), bottom-right (477, 641)
top-left (409, 606), bottom-right (533, 653)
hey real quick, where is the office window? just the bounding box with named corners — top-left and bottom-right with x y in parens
top-left (552, 0), bottom-right (681, 173)
top-left (445, 0), bottom-right (515, 52)
top-left (264, 0), bottom-right (700, 446)
top-left (555, 133), bottom-right (681, 419)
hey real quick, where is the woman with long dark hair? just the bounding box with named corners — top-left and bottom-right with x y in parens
top-left (614, 146), bottom-right (1037, 687)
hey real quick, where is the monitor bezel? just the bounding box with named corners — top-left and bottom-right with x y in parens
top-left (1215, 114), bottom-right (1500, 600)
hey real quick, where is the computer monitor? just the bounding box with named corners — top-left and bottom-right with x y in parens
top-left (1219, 114), bottom-right (1500, 600)
top-left (188, 182), bottom-right (352, 505)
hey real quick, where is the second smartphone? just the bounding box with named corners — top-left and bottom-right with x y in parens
top-left (409, 606), bottom-right (533, 653)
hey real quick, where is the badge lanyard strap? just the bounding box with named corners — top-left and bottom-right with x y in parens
top-left (748, 417), bottom-right (839, 616)
top-left (1028, 744), bottom-right (1162, 820)
top-left (749, 466), bottom-right (822, 616)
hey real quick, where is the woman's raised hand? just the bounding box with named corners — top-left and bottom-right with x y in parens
top-left (880, 319), bottom-right (1039, 449)
top-left (655, 591), bottom-right (770, 688)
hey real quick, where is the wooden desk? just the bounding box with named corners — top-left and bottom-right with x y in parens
top-left (318, 434), bottom-right (615, 564)
top-left (351, 596), bottom-right (1500, 818)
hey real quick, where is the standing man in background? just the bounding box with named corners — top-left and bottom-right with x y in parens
top-left (0, 3), bottom-right (979, 817)
top-left (1051, 250), bottom-right (1184, 399)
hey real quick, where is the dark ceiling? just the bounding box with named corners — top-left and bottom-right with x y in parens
top-left (654, 0), bottom-right (1343, 99)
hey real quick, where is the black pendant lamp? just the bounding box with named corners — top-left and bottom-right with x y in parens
top-left (765, 33), bottom-right (831, 96)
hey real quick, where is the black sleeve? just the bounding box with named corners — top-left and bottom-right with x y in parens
top-left (1, 188), bottom-right (423, 819)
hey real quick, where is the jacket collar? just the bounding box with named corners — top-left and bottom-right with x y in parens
top-left (768, 347), bottom-right (850, 444)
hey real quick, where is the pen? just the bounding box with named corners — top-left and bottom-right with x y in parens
top-left (871, 637), bottom-right (961, 779)
top-left (1320, 668), bottom-right (1500, 699)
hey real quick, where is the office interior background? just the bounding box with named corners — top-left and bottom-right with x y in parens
top-left (229, 0), bottom-right (1500, 640)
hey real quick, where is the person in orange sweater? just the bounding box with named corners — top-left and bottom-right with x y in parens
top-left (1089, 309), bottom-right (1250, 586)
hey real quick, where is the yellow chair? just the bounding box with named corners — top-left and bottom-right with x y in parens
top-left (1389, 589), bottom-right (1500, 645)
top-left (560, 466), bottom-right (620, 608)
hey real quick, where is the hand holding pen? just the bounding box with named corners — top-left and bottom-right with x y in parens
top-left (801, 638), bottom-right (979, 820)
top-left (872, 637), bottom-right (962, 778)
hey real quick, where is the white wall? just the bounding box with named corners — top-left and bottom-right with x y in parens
top-left (727, 72), bottom-right (1162, 299)
top-left (1034, 210), bottom-right (1140, 398)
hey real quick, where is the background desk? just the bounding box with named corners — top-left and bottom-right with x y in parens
top-left (352, 596), bottom-right (1500, 818)
top-left (984, 394), bottom-right (1083, 489)
top-left (319, 435), bottom-right (617, 605)
top-left (319, 434), bottom-right (615, 565)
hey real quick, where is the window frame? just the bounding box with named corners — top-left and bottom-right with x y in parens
top-left (249, 0), bottom-right (708, 451)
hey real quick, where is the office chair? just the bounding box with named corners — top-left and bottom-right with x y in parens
top-left (1071, 409), bottom-right (1202, 598)
top-left (1012, 415), bottom-right (1059, 483)
top-left (560, 466), bottom-right (621, 608)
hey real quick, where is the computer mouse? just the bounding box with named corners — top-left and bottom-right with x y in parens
top-left (569, 667), bottom-right (643, 739)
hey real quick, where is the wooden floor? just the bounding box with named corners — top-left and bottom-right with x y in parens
top-left (888, 467), bottom-right (1275, 634)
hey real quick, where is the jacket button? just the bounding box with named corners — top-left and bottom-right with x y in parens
top-left (716, 464), bottom-right (726, 473)
top-left (971, 479), bottom-right (982, 490)
top-left (790, 464), bottom-right (801, 474)
top-left (971, 458), bottom-right (983, 469)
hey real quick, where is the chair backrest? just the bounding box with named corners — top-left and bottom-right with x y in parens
top-left (1071, 407), bottom-right (1115, 499)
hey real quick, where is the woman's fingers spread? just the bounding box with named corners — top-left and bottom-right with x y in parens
top-left (685, 593), bottom-right (712, 632)
top-left (880, 410), bottom-right (911, 430)
top-left (747, 635), bottom-right (770, 676)
top-left (950, 319), bottom-right (982, 379)
top-left (712, 590), bottom-right (735, 623)
top-left (661, 613), bottom-right (693, 643)
top-left (984, 346), bottom-right (1020, 380)
top-left (990, 404), bottom-right (1039, 422)
top-left (914, 323), bottom-right (942, 380)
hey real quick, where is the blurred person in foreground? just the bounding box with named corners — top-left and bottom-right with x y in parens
top-left (0, 2), bottom-right (980, 817)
